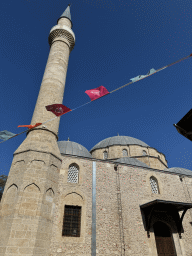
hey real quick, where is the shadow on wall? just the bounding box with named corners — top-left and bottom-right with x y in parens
top-left (0, 175), bottom-right (8, 201)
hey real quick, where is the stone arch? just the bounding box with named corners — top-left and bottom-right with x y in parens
top-left (2, 184), bottom-right (18, 215)
top-left (5, 183), bottom-right (18, 193)
top-left (30, 160), bottom-right (45, 170)
top-left (24, 183), bottom-right (40, 192)
top-left (46, 188), bottom-right (54, 196)
top-left (13, 160), bottom-right (25, 166)
top-left (50, 164), bottom-right (57, 168)
top-left (11, 160), bottom-right (25, 175)
top-left (18, 183), bottom-right (41, 216)
top-left (45, 188), bottom-right (55, 219)
top-left (153, 219), bottom-right (173, 232)
top-left (30, 159), bottom-right (45, 165)
top-left (4, 184), bottom-right (18, 202)
top-left (64, 192), bottom-right (84, 201)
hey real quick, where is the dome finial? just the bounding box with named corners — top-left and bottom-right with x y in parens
top-left (117, 133), bottom-right (119, 136)
top-left (68, 137), bottom-right (70, 141)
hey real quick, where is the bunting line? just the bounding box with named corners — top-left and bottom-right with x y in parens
top-left (1, 53), bottom-right (191, 144)
top-left (0, 129), bottom-right (31, 144)
top-left (70, 53), bottom-right (192, 109)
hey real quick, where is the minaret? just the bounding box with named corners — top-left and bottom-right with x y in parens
top-left (0, 6), bottom-right (75, 255)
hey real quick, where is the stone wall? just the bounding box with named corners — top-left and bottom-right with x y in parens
top-left (0, 150), bottom-right (61, 256)
top-left (49, 155), bottom-right (192, 256)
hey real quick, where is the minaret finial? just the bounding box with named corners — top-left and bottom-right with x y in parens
top-left (58, 4), bottom-right (72, 26)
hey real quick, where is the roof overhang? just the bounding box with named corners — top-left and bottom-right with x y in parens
top-left (174, 108), bottom-right (192, 141)
top-left (140, 199), bottom-right (192, 238)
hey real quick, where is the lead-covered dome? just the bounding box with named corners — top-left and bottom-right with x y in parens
top-left (90, 136), bottom-right (149, 152)
top-left (58, 141), bottom-right (92, 158)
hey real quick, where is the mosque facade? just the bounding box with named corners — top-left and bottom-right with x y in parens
top-left (0, 5), bottom-right (192, 256)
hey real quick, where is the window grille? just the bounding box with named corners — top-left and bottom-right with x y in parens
top-left (67, 164), bottom-right (79, 183)
top-left (150, 177), bottom-right (159, 194)
top-left (62, 205), bottom-right (81, 237)
top-left (122, 149), bottom-right (128, 157)
top-left (142, 150), bottom-right (147, 156)
top-left (103, 151), bottom-right (108, 159)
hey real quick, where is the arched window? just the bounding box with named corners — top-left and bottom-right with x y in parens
top-left (103, 151), bottom-right (108, 160)
top-left (142, 150), bottom-right (147, 156)
top-left (122, 149), bottom-right (128, 157)
top-left (67, 164), bottom-right (79, 183)
top-left (150, 176), bottom-right (159, 194)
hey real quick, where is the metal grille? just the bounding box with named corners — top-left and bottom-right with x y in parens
top-left (67, 165), bottom-right (79, 183)
top-left (103, 151), bottom-right (108, 159)
top-left (62, 205), bottom-right (81, 237)
top-left (150, 177), bottom-right (159, 194)
top-left (122, 149), bottom-right (128, 157)
top-left (48, 29), bottom-right (75, 51)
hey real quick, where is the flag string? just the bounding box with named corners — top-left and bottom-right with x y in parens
top-left (1, 53), bottom-right (191, 144)
top-left (70, 53), bottom-right (192, 111)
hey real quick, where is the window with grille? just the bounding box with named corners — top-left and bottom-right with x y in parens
top-left (67, 164), bottom-right (79, 183)
top-left (103, 151), bottom-right (108, 159)
top-left (122, 149), bottom-right (128, 157)
top-left (62, 205), bottom-right (81, 237)
top-left (142, 150), bottom-right (147, 156)
top-left (150, 176), bottom-right (159, 194)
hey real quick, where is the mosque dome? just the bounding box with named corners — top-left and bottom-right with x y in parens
top-left (58, 141), bottom-right (92, 158)
top-left (164, 167), bottom-right (192, 177)
top-left (115, 157), bottom-right (149, 168)
top-left (90, 136), bottom-right (149, 152)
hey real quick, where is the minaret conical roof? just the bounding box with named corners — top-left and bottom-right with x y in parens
top-left (58, 4), bottom-right (72, 25)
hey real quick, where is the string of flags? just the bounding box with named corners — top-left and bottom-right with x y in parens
top-left (1, 53), bottom-right (192, 144)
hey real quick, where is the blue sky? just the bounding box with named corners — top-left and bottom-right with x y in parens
top-left (1, 0), bottom-right (192, 176)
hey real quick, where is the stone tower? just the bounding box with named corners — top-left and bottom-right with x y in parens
top-left (0, 5), bottom-right (75, 255)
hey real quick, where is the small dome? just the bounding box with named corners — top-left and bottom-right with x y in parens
top-left (90, 136), bottom-right (149, 152)
top-left (164, 167), bottom-right (192, 177)
top-left (58, 141), bottom-right (92, 158)
top-left (115, 157), bottom-right (149, 168)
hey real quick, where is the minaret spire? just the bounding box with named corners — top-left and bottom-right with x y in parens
top-left (58, 4), bottom-right (72, 27)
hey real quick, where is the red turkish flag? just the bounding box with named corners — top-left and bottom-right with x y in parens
top-left (46, 104), bottom-right (71, 116)
top-left (85, 86), bottom-right (109, 101)
top-left (18, 123), bottom-right (42, 129)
